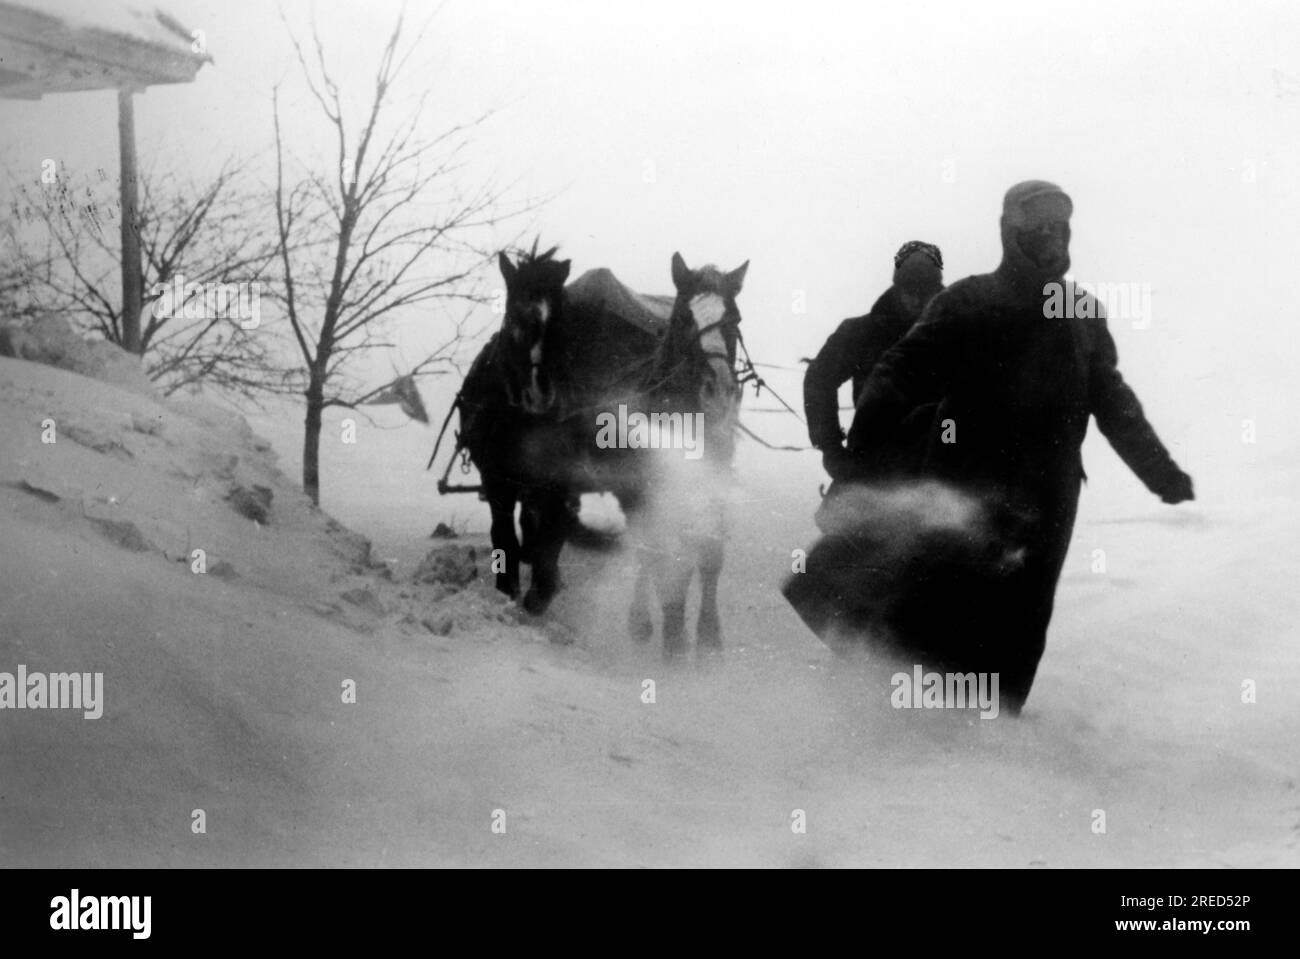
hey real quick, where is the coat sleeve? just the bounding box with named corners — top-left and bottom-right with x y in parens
top-left (846, 296), bottom-right (959, 453)
top-left (1087, 317), bottom-right (1184, 494)
top-left (803, 317), bottom-right (869, 449)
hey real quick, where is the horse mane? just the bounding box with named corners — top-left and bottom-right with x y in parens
top-left (509, 239), bottom-right (570, 295)
top-left (515, 237), bottom-right (560, 268)
top-left (685, 265), bottom-right (731, 295)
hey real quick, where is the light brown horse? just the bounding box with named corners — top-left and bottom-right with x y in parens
top-left (623, 253), bottom-right (748, 658)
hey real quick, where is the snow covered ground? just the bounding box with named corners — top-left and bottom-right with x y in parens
top-left (1, 349), bottom-right (1296, 867)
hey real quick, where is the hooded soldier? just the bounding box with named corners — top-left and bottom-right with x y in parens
top-left (847, 180), bottom-right (1194, 714)
top-left (803, 240), bottom-right (945, 490)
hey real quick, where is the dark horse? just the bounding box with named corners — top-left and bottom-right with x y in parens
top-left (456, 244), bottom-right (748, 656)
top-left (457, 244), bottom-right (575, 613)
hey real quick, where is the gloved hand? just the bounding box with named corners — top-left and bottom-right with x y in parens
top-left (1160, 469), bottom-right (1195, 504)
top-left (821, 444), bottom-right (855, 482)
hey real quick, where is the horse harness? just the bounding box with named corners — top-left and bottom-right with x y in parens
top-left (428, 300), bottom-right (806, 492)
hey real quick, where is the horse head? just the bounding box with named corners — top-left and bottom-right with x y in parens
top-left (661, 251), bottom-right (749, 431)
top-left (497, 242), bottom-right (570, 415)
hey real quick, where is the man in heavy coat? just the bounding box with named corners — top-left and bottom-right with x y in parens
top-left (804, 241), bottom-right (945, 491)
top-left (847, 180), bottom-right (1195, 714)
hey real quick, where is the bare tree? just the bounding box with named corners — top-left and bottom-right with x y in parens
top-left (3, 161), bottom-right (284, 399)
top-left (0, 226), bottom-right (47, 324)
top-left (271, 6), bottom-right (531, 505)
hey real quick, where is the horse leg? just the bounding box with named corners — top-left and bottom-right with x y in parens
top-left (696, 532), bottom-right (725, 654)
top-left (486, 483), bottom-right (521, 600)
top-left (628, 551), bottom-right (655, 643)
top-left (657, 550), bottom-right (694, 660)
top-left (522, 488), bottom-right (571, 615)
top-left (619, 488), bottom-right (655, 643)
top-left (519, 495), bottom-right (546, 566)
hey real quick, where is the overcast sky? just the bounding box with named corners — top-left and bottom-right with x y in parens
top-left (4, 0), bottom-right (1298, 456)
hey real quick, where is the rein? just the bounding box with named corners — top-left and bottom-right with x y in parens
top-left (638, 314), bottom-right (740, 398)
top-left (427, 301), bottom-right (814, 491)
top-left (730, 325), bottom-right (814, 452)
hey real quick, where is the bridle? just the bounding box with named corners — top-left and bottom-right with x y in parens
top-left (427, 274), bottom-right (806, 487)
top-left (694, 314), bottom-right (741, 368)
top-left (498, 293), bottom-right (745, 417)
top-left (639, 299), bottom-right (743, 399)
top-left (496, 296), bottom-right (561, 413)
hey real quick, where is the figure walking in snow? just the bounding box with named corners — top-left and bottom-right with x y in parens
top-left (803, 240), bottom-right (946, 501)
top-left (848, 180), bottom-right (1195, 714)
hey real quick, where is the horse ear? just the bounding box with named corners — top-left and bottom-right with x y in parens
top-left (498, 251), bottom-right (516, 287)
top-left (557, 259), bottom-right (571, 284)
top-left (671, 252), bottom-right (691, 290)
top-left (727, 260), bottom-right (750, 294)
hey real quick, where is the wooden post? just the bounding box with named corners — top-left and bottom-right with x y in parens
top-left (117, 85), bottom-right (143, 354)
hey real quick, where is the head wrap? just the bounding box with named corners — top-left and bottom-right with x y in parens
top-left (1002, 181), bottom-right (1073, 227)
top-left (892, 240), bottom-right (944, 294)
top-left (894, 240), bottom-right (943, 271)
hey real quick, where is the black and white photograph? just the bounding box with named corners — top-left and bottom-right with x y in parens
top-left (0, 0), bottom-right (1295, 907)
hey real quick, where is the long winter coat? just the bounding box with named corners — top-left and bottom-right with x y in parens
top-left (845, 270), bottom-right (1188, 710)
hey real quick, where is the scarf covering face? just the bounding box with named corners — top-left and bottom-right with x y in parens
top-left (999, 180), bottom-right (1073, 286)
